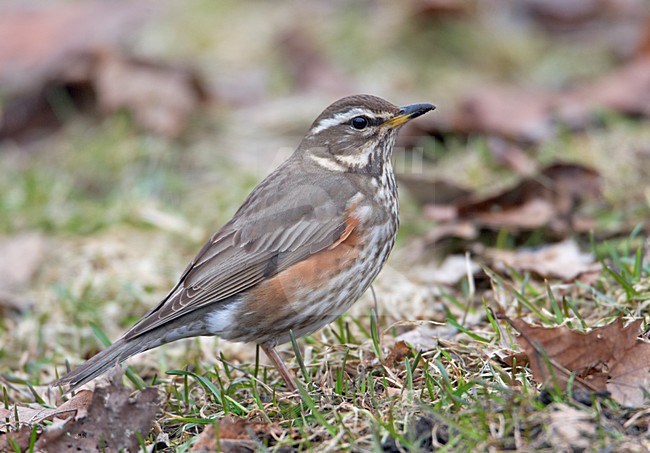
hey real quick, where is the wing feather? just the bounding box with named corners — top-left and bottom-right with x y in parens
top-left (123, 173), bottom-right (356, 340)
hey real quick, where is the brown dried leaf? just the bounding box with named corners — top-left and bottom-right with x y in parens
top-left (93, 51), bottom-right (208, 138)
top-left (486, 239), bottom-right (600, 281)
top-left (0, 426), bottom-right (32, 452)
top-left (453, 86), bottom-right (557, 144)
top-left (508, 318), bottom-right (644, 397)
top-left (471, 198), bottom-right (557, 230)
top-left (456, 163), bottom-right (601, 233)
top-left (607, 339), bottom-right (650, 406)
top-left (412, 0), bottom-right (472, 19)
top-left (191, 423), bottom-right (219, 452)
top-left (417, 57), bottom-right (650, 142)
top-left (0, 389), bottom-right (92, 427)
top-left (520, 0), bottom-right (647, 35)
top-left (560, 57), bottom-right (650, 125)
top-left (35, 383), bottom-right (160, 451)
top-left (386, 340), bottom-right (412, 367)
top-left (390, 159), bottom-right (584, 243)
top-left (192, 423), bottom-right (255, 453)
top-left (0, 2), bottom-right (151, 95)
top-left (0, 3), bottom-right (207, 140)
top-left (191, 416), bottom-right (281, 453)
top-left (637, 16), bottom-right (650, 58)
top-left (492, 349), bottom-right (529, 367)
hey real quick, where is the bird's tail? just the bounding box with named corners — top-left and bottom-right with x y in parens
top-left (53, 336), bottom-right (152, 393)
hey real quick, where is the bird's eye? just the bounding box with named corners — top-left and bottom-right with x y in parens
top-left (351, 116), bottom-right (369, 130)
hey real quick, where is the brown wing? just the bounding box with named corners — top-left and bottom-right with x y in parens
top-left (124, 168), bottom-right (357, 340)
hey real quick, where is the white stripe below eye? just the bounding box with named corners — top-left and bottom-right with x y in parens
top-left (335, 149), bottom-right (371, 167)
top-left (309, 108), bottom-right (374, 134)
top-left (309, 154), bottom-right (347, 171)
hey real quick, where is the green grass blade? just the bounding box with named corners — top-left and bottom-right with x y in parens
top-left (294, 379), bottom-right (337, 437)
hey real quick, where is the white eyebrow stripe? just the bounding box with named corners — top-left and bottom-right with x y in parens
top-left (309, 108), bottom-right (377, 134)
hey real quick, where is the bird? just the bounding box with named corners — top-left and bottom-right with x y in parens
top-left (54, 94), bottom-right (435, 392)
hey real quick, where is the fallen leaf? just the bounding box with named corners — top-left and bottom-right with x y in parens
top-left (0, 389), bottom-right (92, 427)
top-left (491, 349), bottom-right (529, 367)
top-left (486, 239), bottom-right (600, 281)
top-left (411, 0), bottom-right (472, 19)
top-left (35, 383), bottom-right (160, 451)
top-left (386, 340), bottom-right (412, 367)
top-left (0, 426), bottom-right (32, 452)
top-left (607, 339), bottom-right (650, 406)
top-left (0, 2), bottom-right (207, 140)
top-left (637, 15), bottom-right (650, 58)
top-left (560, 57), bottom-right (650, 125)
top-left (471, 198), bottom-right (557, 230)
top-left (519, 0), bottom-right (647, 40)
top-left (507, 317), bottom-right (648, 406)
top-left (453, 86), bottom-right (557, 144)
top-left (93, 50), bottom-right (208, 138)
top-left (191, 416), bottom-right (281, 453)
top-left (0, 2), bottom-right (150, 96)
top-left (192, 422), bottom-right (256, 453)
top-left (190, 424), bottom-right (220, 452)
top-left (455, 163), bottom-right (602, 234)
top-left (0, 2), bottom-right (151, 140)
top-left (416, 163), bottom-right (602, 238)
top-left (413, 57), bottom-right (650, 143)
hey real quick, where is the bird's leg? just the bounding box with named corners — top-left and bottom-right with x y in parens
top-left (260, 341), bottom-right (297, 391)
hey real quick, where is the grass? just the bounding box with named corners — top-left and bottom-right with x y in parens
top-left (2, 1), bottom-right (650, 450)
top-left (3, 161), bottom-right (650, 450)
top-left (7, 235), bottom-right (649, 450)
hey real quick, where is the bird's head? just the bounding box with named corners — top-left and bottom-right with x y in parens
top-left (301, 94), bottom-right (435, 174)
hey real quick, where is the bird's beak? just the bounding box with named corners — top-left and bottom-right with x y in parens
top-left (383, 103), bottom-right (436, 128)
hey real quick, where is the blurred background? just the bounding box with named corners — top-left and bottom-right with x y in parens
top-left (1, 0), bottom-right (650, 384)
